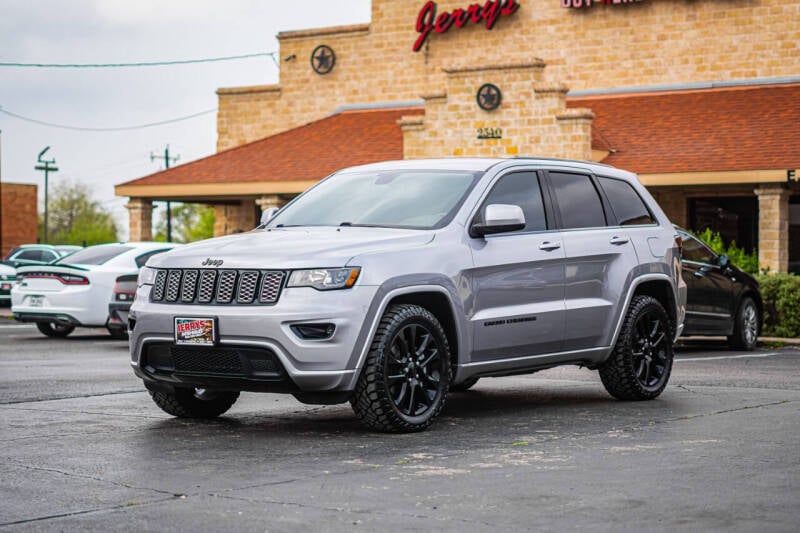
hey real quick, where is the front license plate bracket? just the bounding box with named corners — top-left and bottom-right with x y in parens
top-left (174, 317), bottom-right (217, 346)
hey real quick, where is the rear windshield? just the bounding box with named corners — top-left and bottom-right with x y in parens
top-left (55, 245), bottom-right (133, 266)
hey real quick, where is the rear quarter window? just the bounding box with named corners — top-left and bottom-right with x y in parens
top-left (598, 176), bottom-right (656, 226)
top-left (56, 245), bottom-right (133, 266)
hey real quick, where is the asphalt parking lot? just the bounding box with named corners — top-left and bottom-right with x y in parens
top-left (1, 322), bottom-right (798, 532)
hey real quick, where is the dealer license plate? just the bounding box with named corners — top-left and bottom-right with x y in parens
top-left (28, 295), bottom-right (45, 307)
top-left (174, 317), bottom-right (217, 346)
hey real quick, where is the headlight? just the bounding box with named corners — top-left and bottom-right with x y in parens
top-left (287, 267), bottom-right (360, 291)
top-left (138, 266), bottom-right (158, 287)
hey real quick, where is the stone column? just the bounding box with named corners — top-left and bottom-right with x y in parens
top-left (755, 185), bottom-right (790, 273)
top-left (126, 198), bottom-right (153, 242)
top-left (256, 195), bottom-right (282, 212)
top-left (213, 200), bottom-right (259, 237)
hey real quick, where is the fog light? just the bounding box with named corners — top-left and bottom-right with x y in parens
top-left (291, 323), bottom-right (335, 340)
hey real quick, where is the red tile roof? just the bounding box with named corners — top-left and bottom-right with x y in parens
top-left (120, 107), bottom-right (423, 187)
top-left (120, 83), bottom-right (800, 192)
top-left (569, 83), bottom-right (800, 174)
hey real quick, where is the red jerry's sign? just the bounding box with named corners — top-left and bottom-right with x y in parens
top-left (413, 0), bottom-right (520, 52)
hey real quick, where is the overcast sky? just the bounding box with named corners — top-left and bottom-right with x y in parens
top-left (0, 0), bottom-right (370, 240)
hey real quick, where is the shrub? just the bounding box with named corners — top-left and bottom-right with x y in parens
top-left (693, 228), bottom-right (759, 274)
top-left (755, 273), bottom-right (800, 338)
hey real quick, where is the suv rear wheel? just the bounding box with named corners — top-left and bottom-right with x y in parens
top-left (36, 322), bottom-right (75, 338)
top-left (351, 304), bottom-right (451, 432)
top-left (149, 388), bottom-right (239, 418)
top-left (600, 295), bottom-right (673, 401)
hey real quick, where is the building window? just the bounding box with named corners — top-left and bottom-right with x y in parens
top-left (688, 197), bottom-right (758, 253)
top-left (789, 195), bottom-right (800, 275)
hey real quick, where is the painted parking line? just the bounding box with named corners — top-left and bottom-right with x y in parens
top-left (677, 352), bottom-right (782, 362)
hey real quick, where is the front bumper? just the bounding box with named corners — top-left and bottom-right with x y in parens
top-left (130, 283), bottom-right (379, 393)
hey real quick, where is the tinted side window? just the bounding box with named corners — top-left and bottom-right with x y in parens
top-left (682, 234), bottom-right (716, 264)
top-left (41, 250), bottom-right (59, 263)
top-left (17, 250), bottom-right (44, 261)
top-left (549, 172), bottom-right (607, 229)
top-left (135, 249), bottom-right (171, 268)
top-left (598, 177), bottom-right (655, 226)
top-left (479, 171), bottom-right (547, 233)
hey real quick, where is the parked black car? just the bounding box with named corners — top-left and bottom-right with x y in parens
top-left (107, 273), bottom-right (138, 339)
top-left (677, 227), bottom-right (762, 350)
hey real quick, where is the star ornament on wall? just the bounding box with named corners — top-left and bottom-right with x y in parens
top-left (477, 83), bottom-right (502, 111)
top-left (311, 45), bottom-right (336, 75)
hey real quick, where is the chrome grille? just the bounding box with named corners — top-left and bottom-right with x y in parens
top-left (181, 270), bottom-right (198, 302)
top-left (237, 271), bottom-right (259, 304)
top-left (152, 270), bottom-right (167, 300)
top-left (259, 271), bottom-right (284, 303)
top-left (216, 270), bottom-right (237, 303)
top-left (150, 268), bottom-right (284, 305)
top-left (165, 270), bottom-right (182, 302)
top-left (197, 270), bottom-right (216, 303)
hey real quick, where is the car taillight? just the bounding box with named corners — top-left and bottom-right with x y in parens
top-left (23, 272), bottom-right (89, 285)
top-left (113, 279), bottom-right (138, 301)
top-left (60, 274), bottom-right (89, 285)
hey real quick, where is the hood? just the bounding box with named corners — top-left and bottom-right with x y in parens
top-left (147, 226), bottom-right (435, 269)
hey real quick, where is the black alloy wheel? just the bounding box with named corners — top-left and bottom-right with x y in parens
top-left (600, 295), bottom-right (674, 401)
top-left (351, 304), bottom-right (451, 432)
top-left (632, 308), bottom-right (670, 390)
top-left (385, 323), bottom-right (445, 418)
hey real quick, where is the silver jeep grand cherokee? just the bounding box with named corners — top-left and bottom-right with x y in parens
top-left (131, 158), bottom-right (686, 432)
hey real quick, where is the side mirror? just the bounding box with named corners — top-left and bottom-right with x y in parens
top-left (717, 254), bottom-right (730, 269)
top-left (470, 204), bottom-right (526, 238)
top-left (259, 207), bottom-right (279, 227)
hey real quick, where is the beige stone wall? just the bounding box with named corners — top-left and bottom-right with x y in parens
top-left (755, 185), bottom-right (790, 273)
top-left (126, 198), bottom-right (153, 242)
top-left (213, 200), bottom-right (258, 236)
top-left (401, 59), bottom-right (593, 160)
top-left (218, 0), bottom-right (800, 151)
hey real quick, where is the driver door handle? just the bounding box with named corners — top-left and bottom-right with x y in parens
top-left (609, 236), bottom-right (630, 245)
top-left (539, 241), bottom-right (561, 251)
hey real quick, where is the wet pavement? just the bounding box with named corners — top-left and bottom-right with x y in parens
top-left (1, 322), bottom-right (798, 531)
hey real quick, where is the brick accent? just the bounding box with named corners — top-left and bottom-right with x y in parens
top-left (213, 200), bottom-right (257, 236)
top-left (126, 198), bottom-right (153, 242)
top-left (401, 59), bottom-right (592, 160)
top-left (218, 0), bottom-right (800, 151)
top-left (1, 183), bottom-right (38, 257)
top-left (755, 185), bottom-right (790, 273)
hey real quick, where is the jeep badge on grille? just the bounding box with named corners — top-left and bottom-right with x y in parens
top-left (201, 258), bottom-right (223, 267)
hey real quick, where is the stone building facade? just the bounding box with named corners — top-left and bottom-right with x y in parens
top-left (116, 0), bottom-right (800, 272)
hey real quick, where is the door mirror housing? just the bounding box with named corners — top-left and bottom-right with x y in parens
top-left (717, 254), bottom-right (730, 269)
top-left (259, 207), bottom-right (279, 227)
top-left (470, 204), bottom-right (526, 237)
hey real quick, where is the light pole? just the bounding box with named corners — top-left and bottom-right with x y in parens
top-left (34, 146), bottom-right (58, 244)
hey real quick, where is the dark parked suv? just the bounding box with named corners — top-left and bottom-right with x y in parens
top-left (130, 158), bottom-right (687, 432)
top-left (677, 228), bottom-right (762, 350)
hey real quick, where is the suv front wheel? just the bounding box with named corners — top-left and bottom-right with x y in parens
top-left (351, 304), bottom-right (451, 432)
top-left (600, 295), bottom-right (674, 401)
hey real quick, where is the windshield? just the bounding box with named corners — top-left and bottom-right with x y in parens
top-left (55, 245), bottom-right (133, 266)
top-left (268, 170), bottom-right (483, 230)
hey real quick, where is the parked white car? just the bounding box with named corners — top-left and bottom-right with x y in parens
top-left (12, 242), bottom-right (179, 338)
top-left (0, 262), bottom-right (16, 305)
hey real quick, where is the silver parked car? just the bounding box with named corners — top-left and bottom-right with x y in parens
top-left (130, 158), bottom-right (686, 432)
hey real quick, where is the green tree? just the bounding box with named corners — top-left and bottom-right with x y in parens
top-left (692, 228), bottom-right (759, 274)
top-left (39, 180), bottom-right (118, 245)
top-left (153, 203), bottom-right (215, 243)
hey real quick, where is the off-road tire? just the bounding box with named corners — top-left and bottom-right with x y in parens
top-left (599, 295), bottom-right (673, 401)
top-left (36, 322), bottom-right (75, 338)
top-left (451, 376), bottom-right (480, 392)
top-left (350, 304), bottom-right (451, 432)
top-left (149, 388), bottom-right (239, 418)
top-left (728, 296), bottom-right (759, 351)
